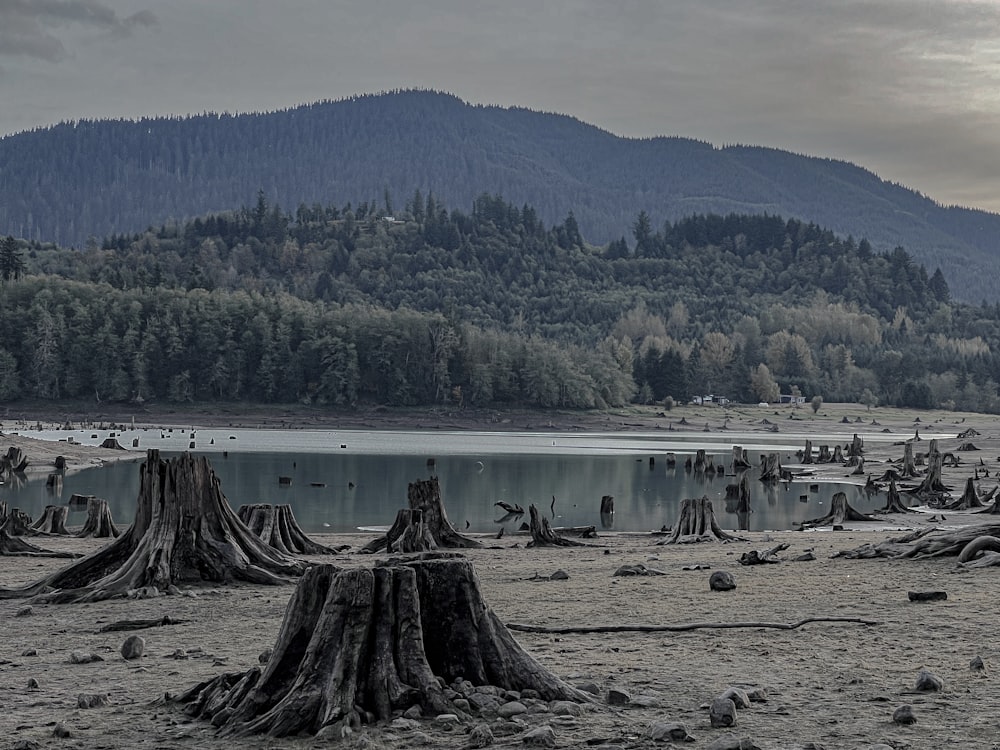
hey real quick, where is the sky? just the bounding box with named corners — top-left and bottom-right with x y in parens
top-left (2, 0), bottom-right (1000, 213)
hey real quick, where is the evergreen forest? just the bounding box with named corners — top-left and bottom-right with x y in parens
top-left (2, 192), bottom-right (999, 415)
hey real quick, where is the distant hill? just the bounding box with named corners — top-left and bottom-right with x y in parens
top-left (1, 89), bottom-right (998, 300)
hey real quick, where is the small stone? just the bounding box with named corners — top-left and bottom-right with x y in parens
top-left (433, 713), bottom-right (460, 730)
top-left (576, 681), bottom-right (601, 695)
top-left (467, 723), bottom-right (495, 747)
top-left (519, 688), bottom-right (539, 700)
top-left (892, 704), bottom-right (917, 725)
top-left (710, 571), bottom-right (737, 591)
top-left (454, 698), bottom-right (471, 713)
top-left (606, 687), bottom-right (631, 706)
top-left (26, 677), bottom-right (39, 690)
top-left (77, 692), bottom-right (109, 708)
top-left (498, 700), bottom-right (528, 718)
top-left (550, 700), bottom-right (582, 716)
top-left (648, 721), bottom-right (693, 742)
top-left (121, 634), bottom-right (145, 660)
top-left (970, 655), bottom-right (987, 672)
top-left (628, 693), bottom-right (661, 707)
top-left (719, 686), bottom-right (751, 709)
top-left (549, 569), bottom-right (569, 580)
top-left (258, 648), bottom-right (272, 664)
top-left (522, 725), bottom-right (556, 747)
top-left (403, 704), bottom-right (423, 719)
top-left (745, 687), bottom-right (768, 702)
top-left (15, 606), bottom-right (33, 617)
top-left (389, 717), bottom-right (421, 731)
top-left (52, 723), bottom-right (71, 738)
top-left (69, 650), bottom-right (103, 664)
top-left (907, 590), bottom-right (947, 602)
top-left (21, 648), bottom-right (37, 657)
top-left (793, 552), bottom-right (816, 561)
top-left (709, 697), bottom-right (738, 728)
top-left (11, 740), bottom-right (42, 750)
top-left (914, 668), bottom-right (943, 692)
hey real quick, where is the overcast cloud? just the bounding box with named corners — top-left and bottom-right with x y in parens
top-left (1, 0), bottom-right (999, 212)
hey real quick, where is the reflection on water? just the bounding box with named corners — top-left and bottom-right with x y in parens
top-left (2, 439), bottom-right (883, 534)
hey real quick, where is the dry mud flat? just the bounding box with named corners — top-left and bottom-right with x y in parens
top-left (2, 524), bottom-right (1000, 750)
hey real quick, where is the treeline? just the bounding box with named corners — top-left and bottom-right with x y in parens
top-left (4, 196), bottom-right (1000, 413)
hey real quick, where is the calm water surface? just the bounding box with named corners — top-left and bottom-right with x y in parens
top-left (3, 427), bottom-right (899, 534)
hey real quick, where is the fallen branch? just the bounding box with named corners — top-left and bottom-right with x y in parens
top-left (99, 615), bottom-right (189, 632)
top-left (506, 616), bottom-right (879, 634)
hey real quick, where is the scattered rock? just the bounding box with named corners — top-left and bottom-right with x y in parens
top-left (745, 686), bottom-right (768, 702)
top-left (26, 676), bottom-right (39, 690)
top-left (549, 569), bottom-right (569, 580)
top-left (466, 723), bottom-right (495, 748)
top-left (907, 590), bottom-right (947, 602)
top-left (51, 723), bottom-right (71, 738)
top-left (577, 681), bottom-right (601, 695)
top-left (11, 741), bottom-right (42, 750)
top-left (719, 686), bottom-right (751, 709)
top-left (613, 563), bottom-right (665, 576)
top-left (915, 668), bottom-right (943, 692)
top-left (69, 650), bottom-right (103, 664)
top-left (77, 692), bottom-right (109, 708)
top-left (21, 647), bottom-right (37, 656)
top-left (121, 634), bottom-right (145, 660)
top-left (709, 571), bottom-right (737, 592)
top-left (648, 721), bottom-right (694, 742)
top-left (522, 725), bottom-right (556, 747)
top-left (15, 606), bottom-right (33, 617)
top-left (498, 701), bottom-right (528, 718)
top-left (793, 552), bottom-right (816, 561)
top-left (607, 688), bottom-right (631, 706)
top-left (258, 647), bottom-right (272, 664)
top-left (550, 700), bottom-right (583, 716)
top-left (892, 704), bottom-right (916, 725)
top-left (403, 705), bottom-right (423, 720)
top-left (709, 697), bottom-right (738, 727)
top-left (433, 713), bottom-right (461, 730)
top-left (970, 655), bottom-right (987, 672)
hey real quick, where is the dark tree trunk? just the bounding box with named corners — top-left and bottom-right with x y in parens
top-left (363, 477), bottom-right (482, 553)
top-left (817, 445), bottom-right (833, 463)
top-left (599, 495), bottom-right (614, 530)
top-left (76, 496), bottom-right (121, 538)
top-left (801, 439), bottom-right (814, 464)
top-left (912, 451), bottom-right (949, 503)
top-left (176, 554), bottom-right (590, 738)
top-left (731, 446), bottom-right (752, 470)
top-left (944, 477), bottom-right (986, 510)
top-left (1, 446), bottom-right (28, 474)
top-left (693, 449), bottom-right (709, 472)
top-left (900, 442), bottom-right (919, 478)
top-left (759, 453), bottom-right (788, 482)
top-left (879, 478), bottom-right (913, 513)
top-left (846, 434), bottom-right (863, 465)
top-left (30, 505), bottom-right (71, 535)
top-left (0, 450), bottom-right (306, 602)
top-left (527, 504), bottom-right (592, 547)
top-left (659, 497), bottom-right (744, 544)
top-left (800, 491), bottom-right (878, 529)
top-left (237, 503), bottom-right (346, 555)
top-left (831, 445), bottom-right (845, 463)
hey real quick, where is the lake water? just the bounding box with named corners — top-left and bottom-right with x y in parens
top-left (2, 426), bottom-right (900, 534)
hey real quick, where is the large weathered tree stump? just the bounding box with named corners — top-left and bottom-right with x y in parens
top-left (527, 504), bottom-right (592, 547)
top-left (30, 505), bottom-right (71, 535)
top-left (900, 442), bottom-right (919, 478)
top-left (238, 503), bottom-right (346, 555)
top-left (801, 440), bottom-right (814, 464)
top-left (1, 446), bottom-right (28, 475)
top-left (944, 477), bottom-right (986, 510)
top-left (879, 478), bottom-right (913, 513)
top-left (0, 450), bottom-right (306, 602)
top-left (176, 553), bottom-right (590, 738)
top-left (659, 497), bottom-right (744, 544)
top-left (362, 477), bottom-right (482, 553)
top-left (731, 446), bottom-right (752, 470)
top-left (912, 451), bottom-right (949, 502)
top-left (800, 491), bottom-right (878, 529)
top-left (758, 453), bottom-right (789, 482)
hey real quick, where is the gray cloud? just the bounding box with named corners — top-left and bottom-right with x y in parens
top-left (0, 0), bottom-right (156, 61)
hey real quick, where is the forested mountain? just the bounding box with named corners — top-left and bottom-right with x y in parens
top-left (3, 200), bottom-right (999, 414)
top-left (2, 90), bottom-right (999, 301)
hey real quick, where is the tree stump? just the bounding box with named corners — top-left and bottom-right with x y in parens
top-left (176, 553), bottom-right (590, 738)
top-left (879, 478), bottom-right (913, 514)
top-left (30, 505), bottom-right (71, 535)
top-left (362, 477), bottom-right (482, 553)
top-left (0, 450), bottom-right (306, 602)
top-left (831, 444), bottom-right (845, 463)
top-left (758, 453), bottom-right (788, 482)
top-left (913, 451), bottom-right (949, 502)
top-left (801, 440), bottom-right (814, 464)
top-left (600, 495), bottom-right (615, 530)
top-left (76, 497), bottom-right (121, 538)
top-left (800, 492), bottom-right (878, 529)
top-left (817, 445), bottom-right (833, 463)
top-left (847, 434), bottom-right (863, 463)
top-left (1, 517), bottom-right (80, 558)
top-left (731, 446), bottom-right (752, 470)
top-left (1, 446), bottom-right (28, 475)
top-left (527, 504), bottom-right (592, 547)
top-left (900, 442), bottom-right (919, 478)
top-left (659, 497), bottom-right (744, 544)
top-left (237, 503), bottom-right (346, 555)
top-left (944, 477), bottom-right (986, 510)
top-left (693, 449), bottom-right (710, 472)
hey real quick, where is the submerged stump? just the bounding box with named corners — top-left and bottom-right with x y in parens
top-left (176, 553), bottom-right (590, 738)
top-left (0, 450), bottom-right (306, 602)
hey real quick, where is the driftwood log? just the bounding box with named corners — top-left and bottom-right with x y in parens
top-left (76, 496), bottom-right (121, 538)
top-left (362, 477), bottom-right (482, 553)
top-left (800, 492), bottom-right (878, 529)
top-left (237, 503), bottom-right (346, 555)
top-left (0, 450), bottom-right (306, 603)
top-left (659, 497), bottom-right (744, 544)
top-left (527, 504), bottom-right (593, 547)
top-left (176, 553), bottom-right (590, 738)
top-left (30, 505), bottom-right (71, 535)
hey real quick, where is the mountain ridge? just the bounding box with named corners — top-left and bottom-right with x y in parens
top-left (1, 89), bottom-right (997, 299)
